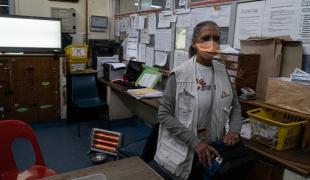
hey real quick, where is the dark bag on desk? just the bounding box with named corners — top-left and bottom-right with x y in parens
top-left (125, 60), bottom-right (143, 83)
top-left (212, 141), bottom-right (257, 180)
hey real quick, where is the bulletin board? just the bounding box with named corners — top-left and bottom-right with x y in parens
top-left (233, 0), bottom-right (310, 56)
top-left (114, 8), bottom-right (175, 71)
top-left (114, 0), bottom-right (310, 71)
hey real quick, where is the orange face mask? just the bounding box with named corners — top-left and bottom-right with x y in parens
top-left (195, 41), bottom-right (220, 54)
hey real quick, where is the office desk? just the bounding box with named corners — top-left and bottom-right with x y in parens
top-left (44, 157), bottom-right (163, 180)
top-left (99, 79), bottom-right (310, 178)
top-left (98, 79), bottom-right (160, 123)
top-left (98, 79), bottom-right (160, 109)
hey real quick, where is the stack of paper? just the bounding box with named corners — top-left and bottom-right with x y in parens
top-left (127, 88), bottom-right (163, 100)
top-left (291, 68), bottom-right (310, 85)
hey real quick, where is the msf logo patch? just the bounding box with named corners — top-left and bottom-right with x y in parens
top-left (221, 91), bottom-right (229, 99)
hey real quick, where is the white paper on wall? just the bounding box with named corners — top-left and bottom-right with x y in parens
top-left (140, 29), bottom-right (150, 44)
top-left (138, 16), bottom-right (145, 30)
top-left (174, 49), bottom-right (188, 68)
top-left (138, 43), bottom-right (146, 62)
top-left (158, 12), bottom-right (171, 28)
top-left (145, 47), bottom-right (155, 66)
top-left (233, 1), bottom-right (265, 49)
top-left (155, 29), bottom-right (172, 52)
top-left (155, 51), bottom-right (168, 66)
top-left (147, 13), bottom-right (157, 34)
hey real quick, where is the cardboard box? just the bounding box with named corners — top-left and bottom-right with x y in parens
top-left (240, 38), bottom-right (283, 99)
top-left (265, 78), bottom-right (310, 115)
top-left (240, 38), bottom-right (303, 99)
top-left (281, 41), bottom-right (303, 77)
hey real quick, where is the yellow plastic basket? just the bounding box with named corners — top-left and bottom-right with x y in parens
top-left (65, 45), bottom-right (88, 60)
top-left (247, 108), bottom-right (307, 150)
top-left (67, 59), bottom-right (87, 73)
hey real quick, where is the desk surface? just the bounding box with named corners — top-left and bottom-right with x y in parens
top-left (98, 79), bottom-right (161, 109)
top-left (44, 157), bottom-right (163, 180)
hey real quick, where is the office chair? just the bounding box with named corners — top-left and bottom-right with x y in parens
top-left (0, 120), bottom-right (57, 180)
top-left (71, 74), bottom-right (109, 137)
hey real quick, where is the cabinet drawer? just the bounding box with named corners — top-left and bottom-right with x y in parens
top-left (37, 103), bottom-right (60, 122)
top-left (12, 57), bottom-right (35, 81)
top-left (0, 81), bottom-right (12, 108)
top-left (0, 58), bottom-right (11, 81)
top-left (12, 105), bottom-right (36, 122)
top-left (13, 80), bottom-right (35, 105)
top-left (0, 112), bottom-right (11, 120)
top-left (36, 78), bottom-right (59, 105)
top-left (36, 57), bottom-right (59, 80)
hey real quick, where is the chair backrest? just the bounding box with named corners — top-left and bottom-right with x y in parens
top-left (0, 120), bottom-right (46, 175)
top-left (71, 75), bottom-right (99, 102)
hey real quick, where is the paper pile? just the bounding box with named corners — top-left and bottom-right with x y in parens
top-left (127, 88), bottom-right (163, 100)
top-left (291, 68), bottom-right (310, 85)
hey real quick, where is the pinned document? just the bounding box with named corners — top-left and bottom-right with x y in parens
top-left (155, 51), bottom-right (168, 66)
top-left (174, 50), bottom-right (188, 68)
top-left (138, 43), bottom-right (146, 62)
top-left (137, 16), bottom-right (145, 30)
top-left (145, 47), bottom-right (155, 66)
top-left (140, 29), bottom-right (150, 44)
top-left (158, 12), bottom-right (171, 28)
top-left (147, 14), bottom-right (157, 34)
top-left (155, 29), bottom-right (172, 52)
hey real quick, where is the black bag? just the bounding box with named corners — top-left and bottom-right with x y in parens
top-left (125, 60), bottom-right (143, 83)
top-left (189, 141), bottom-right (257, 180)
top-left (212, 141), bottom-right (257, 180)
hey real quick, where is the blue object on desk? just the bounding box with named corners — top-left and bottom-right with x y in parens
top-left (71, 75), bottom-right (109, 137)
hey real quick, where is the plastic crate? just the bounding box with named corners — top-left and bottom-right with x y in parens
top-left (65, 45), bottom-right (88, 60)
top-left (247, 108), bottom-right (307, 150)
top-left (67, 59), bottom-right (87, 73)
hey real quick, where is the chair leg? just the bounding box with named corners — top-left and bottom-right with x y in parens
top-left (77, 118), bottom-right (80, 137)
top-left (106, 106), bottom-right (110, 122)
top-left (76, 107), bottom-right (81, 137)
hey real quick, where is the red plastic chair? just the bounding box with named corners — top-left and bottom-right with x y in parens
top-left (0, 120), bottom-right (57, 180)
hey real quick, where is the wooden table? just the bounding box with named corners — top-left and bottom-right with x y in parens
top-left (44, 157), bottom-right (163, 180)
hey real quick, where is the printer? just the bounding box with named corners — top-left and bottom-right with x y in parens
top-left (103, 62), bottom-right (126, 81)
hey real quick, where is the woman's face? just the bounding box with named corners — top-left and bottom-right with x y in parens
top-left (192, 25), bottom-right (220, 60)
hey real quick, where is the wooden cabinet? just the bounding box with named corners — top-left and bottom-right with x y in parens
top-left (0, 55), bottom-right (61, 122)
top-left (246, 159), bottom-right (283, 180)
top-left (0, 58), bottom-right (11, 81)
top-left (220, 53), bottom-right (260, 95)
top-left (0, 57), bottom-right (12, 120)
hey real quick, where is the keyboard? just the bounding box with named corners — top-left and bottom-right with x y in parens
top-left (113, 80), bottom-right (141, 90)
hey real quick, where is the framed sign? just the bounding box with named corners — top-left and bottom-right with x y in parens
top-left (49, 0), bottom-right (79, 2)
top-left (190, 0), bottom-right (234, 7)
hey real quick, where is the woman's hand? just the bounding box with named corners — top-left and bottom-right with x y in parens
top-left (195, 141), bottom-right (220, 167)
top-left (223, 132), bottom-right (240, 146)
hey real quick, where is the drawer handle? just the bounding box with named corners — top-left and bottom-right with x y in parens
top-left (40, 105), bottom-right (53, 109)
top-left (41, 81), bottom-right (51, 86)
top-left (16, 107), bottom-right (28, 113)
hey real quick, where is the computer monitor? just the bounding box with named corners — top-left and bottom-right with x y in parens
top-left (0, 15), bottom-right (62, 53)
